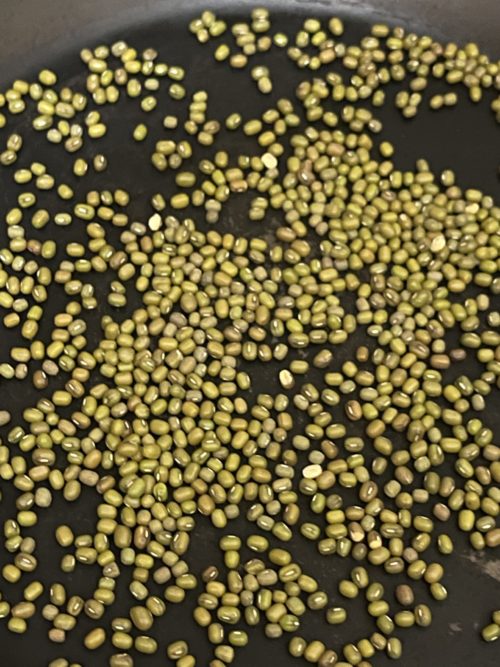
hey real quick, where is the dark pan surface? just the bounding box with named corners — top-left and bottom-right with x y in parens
top-left (0, 1), bottom-right (499, 666)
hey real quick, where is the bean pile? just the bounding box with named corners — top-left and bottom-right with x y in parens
top-left (0, 7), bottom-right (499, 667)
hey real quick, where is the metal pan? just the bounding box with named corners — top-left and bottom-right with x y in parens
top-left (0, 1), bottom-right (499, 666)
